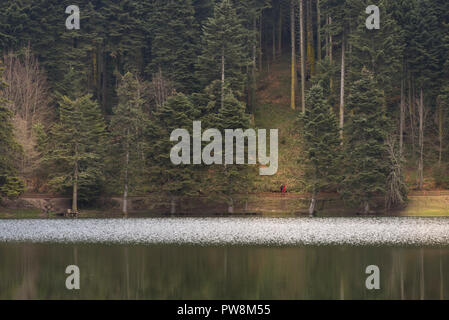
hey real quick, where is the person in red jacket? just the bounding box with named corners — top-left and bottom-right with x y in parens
top-left (280, 184), bottom-right (286, 193)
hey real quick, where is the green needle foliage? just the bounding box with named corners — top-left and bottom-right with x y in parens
top-left (109, 72), bottom-right (150, 202)
top-left (147, 93), bottom-right (200, 213)
top-left (298, 85), bottom-right (340, 213)
top-left (341, 69), bottom-right (389, 213)
top-left (0, 66), bottom-right (25, 199)
top-left (148, 0), bottom-right (200, 94)
top-left (44, 94), bottom-right (107, 210)
top-left (208, 92), bottom-right (255, 213)
top-left (197, 0), bottom-right (249, 101)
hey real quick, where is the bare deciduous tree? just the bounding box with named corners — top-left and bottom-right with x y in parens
top-left (1, 47), bottom-right (52, 183)
top-left (148, 68), bottom-right (175, 109)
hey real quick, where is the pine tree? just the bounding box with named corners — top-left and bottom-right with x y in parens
top-left (45, 94), bottom-right (107, 212)
top-left (208, 92), bottom-right (255, 213)
top-left (0, 66), bottom-right (25, 199)
top-left (348, 0), bottom-right (404, 96)
top-left (197, 0), bottom-right (249, 109)
top-left (341, 69), bottom-right (389, 214)
top-left (148, 93), bottom-right (200, 214)
top-left (148, 0), bottom-right (200, 93)
top-left (110, 72), bottom-right (150, 214)
top-left (298, 84), bottom-right (340, 216)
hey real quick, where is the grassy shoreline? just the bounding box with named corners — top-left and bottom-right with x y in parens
top-left (1, 193), bottom-right (448, 219)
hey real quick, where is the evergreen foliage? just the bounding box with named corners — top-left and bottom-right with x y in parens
top-left (0, 66), bottom-right (25, 199)
top-left (109, 72), bottom-right (150, 202)
top-left (298, 85), bottom-right (340, 213)
top-left (208, 92), bottom-right (255, 212)
top-left (3, 0), bottom-right (449, 211)
top-left (44, 94), bottom-right (107, 210)
top-left (147, 93), bottom-right (200, 212)
top-left (148, 0), bottom-right (200, 93)
top-left (341, 70), bottom-right (389, 213)
top-left (197, 0), bottom-right (249, 100)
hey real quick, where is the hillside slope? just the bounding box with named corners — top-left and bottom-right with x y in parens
top-left (253, 56), bottom-right (304, 192)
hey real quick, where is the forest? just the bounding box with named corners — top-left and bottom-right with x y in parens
top-left (1, 0), bottom-right (449, 215)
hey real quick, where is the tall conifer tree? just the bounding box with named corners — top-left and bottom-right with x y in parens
top-left (298, 85), bottom-right (340, 216)
top-left (341, 70), bottom-right (388, 214)
top-left (45, 94), bottom-right (107, 212)
top-left (197, 0), bottom-right (248, 109)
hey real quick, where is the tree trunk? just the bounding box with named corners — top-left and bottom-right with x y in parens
top-left (418, 88), bottom-right (424, 190)
top-left (251, 15), bottom-right (257, 114)
top-left (272, 17), bottom-right (276, 62)
top-left (72, 148), bottom-right (78, 213)
top-left (221, 49), bottom-right (225, 110)
top-left (439, 100), bottom-right (443, 166)
top-left (325, 15), bottom-right (329, 58)
top-left (123, 130), bottom-right (130, 215)
top-left (317, 0), bottom-right (321, 63)
top-left (363, 202), bottom-right (370, 215)
top-left (259, 13), bottom-right (263, 72)
top-left (290, 0), bottom-right (296, 110)
top-left (228, 197), bottom-right (234, 214)
top-left (96, 45), bottom-right (101, 103)
top-left (170, 198), bottom-right (176, 215)
top-left (123, 173), bottom-right (128, 215)
top-left (329, 16), bottom-right (333, 91)
top-left (400, 78), bottom-right (405, 155)
top-left (299, 0), bottom-right (306, 113)
top-left (101, 48), bottom-right (107, 112)
top-left (306, 0), bottom-right (315, 76)
top-left (408, 75), bottom-right (415, 154)
top-left (309, 192), bottom-right (316, 217)
top-left (278, 2), bottom-right (282, 57)
top-left (339, 35), bottom-right (345, 140)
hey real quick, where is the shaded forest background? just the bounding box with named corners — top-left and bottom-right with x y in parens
top-left (1, 0), bottom-right (449, 213)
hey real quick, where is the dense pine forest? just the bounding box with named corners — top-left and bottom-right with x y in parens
top-left (1, 0), bottom-right (449, 214)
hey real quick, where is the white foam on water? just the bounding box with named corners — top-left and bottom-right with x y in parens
top-left (0, 217), bottom-right (449, 246)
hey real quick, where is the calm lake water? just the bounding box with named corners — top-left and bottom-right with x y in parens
top-left (0, 217), bottom-right (448, 299)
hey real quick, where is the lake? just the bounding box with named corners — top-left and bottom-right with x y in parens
top-left (0, 217), bottom-right (448, 299)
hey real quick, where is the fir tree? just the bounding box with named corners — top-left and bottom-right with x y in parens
top-left (45, 94), bottom-right (107, 212)
top-left (147, 0), bottom-right (200, 93)
top-left (298, 85), bottom-right (340, 216)
top-left (197, 0), bottom-right (249, 109)
top-left (0, 66), bottom-right (25, 199)
top-left (341, 69), bottom-right (389, 214)
top-left (110, 72), bottom-right (150, 214)
top-left (348, 0), bottom-right (404, 97)
top-left (208, 92), bottom-right (255, 213)
top-left (148, 93), bottom-right (200, 214)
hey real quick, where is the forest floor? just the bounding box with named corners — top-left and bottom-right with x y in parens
top-left (253, 55), bottom-right (304, 192)
top-left (1, 191), bottom-right (449, 218)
